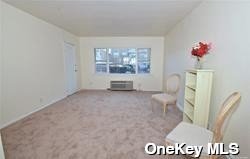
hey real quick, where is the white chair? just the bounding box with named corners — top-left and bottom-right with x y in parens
top-left (165, 92), bottom-right (241, 159)
top-left (151, 74), bottom-right (181, 114)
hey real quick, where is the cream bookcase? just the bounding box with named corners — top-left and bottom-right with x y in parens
top-left (183, 69), bottom-right (213, 128)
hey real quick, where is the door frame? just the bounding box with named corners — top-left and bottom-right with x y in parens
top-left (63, 41), bottom-right (78, 96)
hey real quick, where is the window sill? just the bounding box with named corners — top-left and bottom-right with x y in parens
top-left (94, 73), bottom-right (152, 76)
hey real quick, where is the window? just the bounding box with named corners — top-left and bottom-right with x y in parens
top-left (137, 48), bottom-right (151, 74)
top-left (109, 48), bottom-right (136, 74)
top-left (94, 48), bottom-right (151, 74)
top-left (95, 48), bottom-right (107, 73)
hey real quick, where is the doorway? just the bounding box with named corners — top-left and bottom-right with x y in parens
top-left (64, 42), bottom-right (77, 96)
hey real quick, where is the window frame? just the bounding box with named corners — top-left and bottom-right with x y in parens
top-left (137, 48), bottom-right (151, 74)
top-left (94, 47), bottom-right (151, 75)
top-left (94, 48), bottom-right (108, 74)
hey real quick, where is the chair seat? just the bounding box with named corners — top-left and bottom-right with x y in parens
top-left (165, 122), bottom-right (213, 155)
top-left (152, 93), bottom-right (177, 105)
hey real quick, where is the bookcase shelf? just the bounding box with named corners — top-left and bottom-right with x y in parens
top-left (186, 85), bottom-right (196, 91)
top-left (185, 98), bottom-right (195, 106)
top-left (183, 69), bottom-right (214, 128)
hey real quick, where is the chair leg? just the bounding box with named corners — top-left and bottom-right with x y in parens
top-left (151, 100), bottom-right (154, 112)
top-left (163, 104), bottom-right (167, 115)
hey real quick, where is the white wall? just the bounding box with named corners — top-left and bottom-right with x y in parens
top-left (1, 2), bottom-right (81, 127)
top-left (164, 1), bottom-right (250, 157)
top-left (80, 37), bottom-right (164, 91)
top-left (0, 0), bottom-right (5, 158)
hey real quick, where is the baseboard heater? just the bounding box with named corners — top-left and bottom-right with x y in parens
top-left (108, 81), bottom-right (135, 91)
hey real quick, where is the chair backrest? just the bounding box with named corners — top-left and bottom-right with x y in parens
top-left (212, 92), bottom-right (241, 143)
top-left (165, 74), bottom-right (181, 95)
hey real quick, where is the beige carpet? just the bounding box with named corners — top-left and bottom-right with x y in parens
top-left (1, 90), bottom-right (188, 159)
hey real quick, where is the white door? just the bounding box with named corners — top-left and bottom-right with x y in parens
top-left (64, 42), bottom-right (77, 95)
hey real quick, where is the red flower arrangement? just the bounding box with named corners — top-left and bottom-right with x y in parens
top-left (191, 42), bottom-right (211, 58)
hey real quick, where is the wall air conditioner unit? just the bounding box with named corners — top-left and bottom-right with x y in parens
top-left (109, 81), bottom-right (134, 91)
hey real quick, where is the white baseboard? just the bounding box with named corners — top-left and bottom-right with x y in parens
top-left (176, 102), bottom-right (184, 112)
top-left (0, 95), bottom-right (67, 129)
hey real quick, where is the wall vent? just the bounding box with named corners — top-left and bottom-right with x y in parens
top-left (109, 81), bottom-right (134, 91)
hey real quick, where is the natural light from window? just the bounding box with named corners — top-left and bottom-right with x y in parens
top-left (95, 48), bottom-right (151, 74)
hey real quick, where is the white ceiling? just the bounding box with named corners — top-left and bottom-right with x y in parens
top-left (3, 0), bottom-right (201, 36)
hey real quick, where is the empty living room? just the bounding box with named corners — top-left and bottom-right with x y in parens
top-left (0, 0), bottom-right (249, 159)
